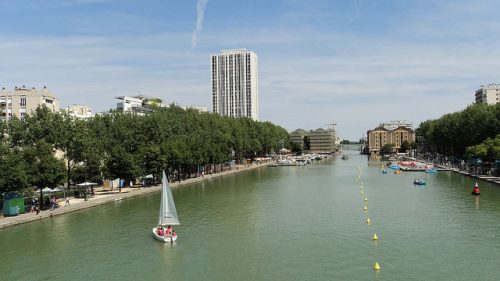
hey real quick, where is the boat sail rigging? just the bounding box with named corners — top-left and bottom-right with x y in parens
top-left (158, 170), bottom-right (180, 226)
top-left (152, 171), bottom-right (180, 242)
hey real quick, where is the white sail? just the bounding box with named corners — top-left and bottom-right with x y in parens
top-left (158, 171), bottom-right (180, 226)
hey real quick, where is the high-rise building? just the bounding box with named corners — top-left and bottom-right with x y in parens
top-left (0, 86), bottom-right (59, 121)
top-left (475, 84), bottom-right (500, 104)
top-left (211, 49), bottom-right (259, 120)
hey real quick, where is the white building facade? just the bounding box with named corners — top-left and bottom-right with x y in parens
top-left (64, 104), bottom-right (94, 119)
top-left (475, 84), bottom-right (500, 105)
top-left (211, 49), bottom-right (259, 120)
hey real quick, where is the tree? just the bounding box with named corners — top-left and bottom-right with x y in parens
top-left (400, 140), bottom-right (411, 153)
top-left (416, 103), bottom-right (500, 157)
top-left (465, 134), bottom-right (500, 161)
top-left (23, 140), bottom-right (66, 208)
top-left (0, 145), bottom-right (28, 194)
top-left (380, 144), bottom-right (395, 156)
top-left (290, 141), bottom-right (303, 155)
top-left (104, 146), bottom-right (140, 192)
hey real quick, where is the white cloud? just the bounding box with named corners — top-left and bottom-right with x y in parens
top-left (191, 0), bottom-right (209, 49)
top-left (2, 0), bottom-right (500, 140)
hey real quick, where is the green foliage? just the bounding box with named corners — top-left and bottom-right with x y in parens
top-left (24, 140), bottom-right (66, 188)
top-left (380, 144), bottom-right (395, 156)
top-left (0, 145), bottom-right (28, 193)
top-left (465, 134), bottom-right (500, 161)
top-left (400, 140), bottom-right (411, 153)
top-left (290, 141), bottom-right (303, 155)
top-left (410, 142), bottom-right (417, 150)
top-left (416, 103), bottom-right (500, 156)
top-left (340, 139), bottom-right (351, 144)
top-left (0, 105), bottom-right (290, 189)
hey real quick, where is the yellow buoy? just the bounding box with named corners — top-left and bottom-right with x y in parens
top-left (364, 197), bottom-right (368, 202)
top-left (372, 233), bottom-right (378, 240)
top-left (360, 190), bottom-right (364, 195)
top-left (374, 262), bottom-right (381, 271)
top-left (363, 205), bottom-right (368, 211)
top-left (366, 217), bottom-right (371, 224)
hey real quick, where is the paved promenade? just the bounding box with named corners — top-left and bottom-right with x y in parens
top-left (0, 162), bottom-right (270, 229)
top-left (434, 164), bottom-right (500, 185)
top-left (402, 157), bottom-right (500, 185)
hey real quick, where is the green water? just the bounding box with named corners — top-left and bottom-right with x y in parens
top-left (2, 153), bottom-right (500, 280)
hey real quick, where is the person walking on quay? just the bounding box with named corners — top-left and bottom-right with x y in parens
top-left (50, 196), bottom-right (56, 211)
top-left (65, 196), bottom-right (70, 206)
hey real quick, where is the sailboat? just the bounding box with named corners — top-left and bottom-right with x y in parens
top-left (152, 171), bottom-right (180, 242)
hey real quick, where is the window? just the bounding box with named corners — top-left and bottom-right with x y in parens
top-left (20, 96), bottom-right (26, 107)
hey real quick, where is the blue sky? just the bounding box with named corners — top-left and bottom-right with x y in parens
top-left (1, 0), bottom-right (499, 140)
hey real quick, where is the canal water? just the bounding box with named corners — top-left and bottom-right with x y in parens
top-left (1, 152), bottom-right (500, 280)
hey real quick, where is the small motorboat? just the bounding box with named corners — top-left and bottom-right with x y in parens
top-left (413, 179), bottom-right (426, 185)
top-left (471, 182), bottom-right (480, 195)
top-left (425, 169), bottom-right (438, 174)
top-left (382, 170), bottom-right (388, 174)
top-left (341, 154), bottom-right (349, 160)
top-left (394, 170), bottom-right (401, 174)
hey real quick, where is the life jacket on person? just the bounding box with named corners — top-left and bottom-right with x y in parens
top-left (157, 227), bottom-right (164, 236)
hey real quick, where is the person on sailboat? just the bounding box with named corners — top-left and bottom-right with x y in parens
top-left (165, 225), bottom-right (172, 236)
top-left (157, 226), bottom-right (164, 236)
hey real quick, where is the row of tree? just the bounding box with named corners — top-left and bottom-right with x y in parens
top-left (0, 106), bottom-right (291, 197)
top-left (464, 134), bottom-right (500, 161)
top-left (416, 103), bottom-right (500, 160)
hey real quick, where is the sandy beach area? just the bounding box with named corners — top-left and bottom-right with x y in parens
top-left (0, 162), bottom-right (271, 229)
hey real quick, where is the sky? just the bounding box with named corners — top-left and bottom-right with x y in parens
top-left (1, 0), bottom-right (499, 140)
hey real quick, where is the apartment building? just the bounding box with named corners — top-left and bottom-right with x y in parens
top-left (64, 104), bottom-right (94, 119)
top-left (116, 95), bottom-right (166, 115)
top-left (0, 86), bottom-right (59, 121)
top-left (367, 121), bottom-right (415, 154)
top-left (211, 49), bottom-right (259, 120)
top-left (290, 128), bottom-right (339, 153)
top-left (475, 84), bottom-right (500, 105)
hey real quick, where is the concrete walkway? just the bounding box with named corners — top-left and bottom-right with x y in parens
top-left (438, 166), bottom-right (500, 185)
top-left (0, 162), bottom-right (271, 230)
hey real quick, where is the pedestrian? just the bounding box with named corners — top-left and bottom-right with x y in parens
top-left (50, 196), bottom-right (56, 211)
top-left (30, 198), bottom-right (36, 212)
top-left (65, 196), bottom-right (70, 206)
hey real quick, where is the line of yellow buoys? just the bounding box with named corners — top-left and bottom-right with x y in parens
top-left (356, 166), bottom-right (381, 273)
